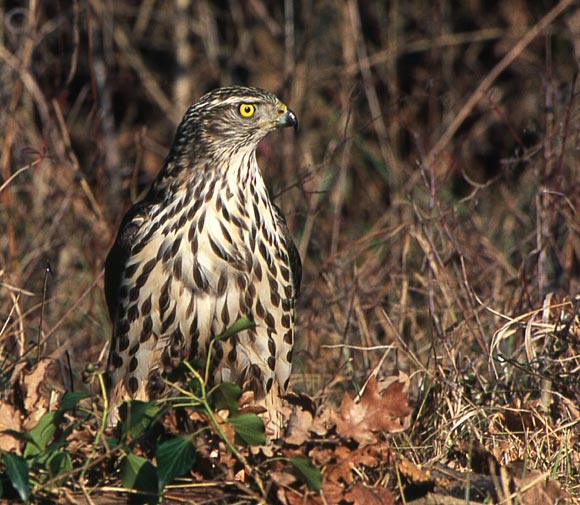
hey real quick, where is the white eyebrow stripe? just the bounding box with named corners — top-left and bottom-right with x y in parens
top-left (203, 95), bottom-right (275, 109)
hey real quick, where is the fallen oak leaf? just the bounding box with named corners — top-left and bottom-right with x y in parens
top-left (510, 466), bottom-right (568, 503)
top-left (283, 391), bottom-right (319, 444)
top-left (344, 483), bottom-right (397, 505)
top-left (320, 481), bottom-right (348, 504)
top-left (374, 372), bottom-right (413, 418)
top-left (0, 400), bottom-right (22, 452)
top-left (332, 374), bottom-right (411, 445)
top-left (21, 359), bottom-right (51, 431)
top-left (310, 406), bottom-right (333, 437)
top-left (325, 446), bottom-right (357, 485)
top-left (270, 469), bottom-right (298, 488)
top-left (326, 442), bottom-right (393, 485)
top-left (284, 481), bottom-right (344, 505)
top-left (308, 445), bottom-right (336, 466)
top-left (214, 410), bottom-right (236, 444)
top-left (285, 404), bottom-right (314, 446)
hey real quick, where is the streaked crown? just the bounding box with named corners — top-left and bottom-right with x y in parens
top-left (172, 86), bottom-right (297, 159)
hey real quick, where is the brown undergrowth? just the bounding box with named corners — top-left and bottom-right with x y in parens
top-left (1, 1), bottom-right (580, 503)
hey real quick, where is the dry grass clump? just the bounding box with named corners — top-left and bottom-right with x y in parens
top-left (1, 1), bottom-right (580, 502)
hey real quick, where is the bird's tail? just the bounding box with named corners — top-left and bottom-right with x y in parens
top-left (259, 383), bottom-right (285, 440)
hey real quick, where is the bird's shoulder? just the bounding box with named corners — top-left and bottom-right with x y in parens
top-left (104, 199), bottom-right (153, 321)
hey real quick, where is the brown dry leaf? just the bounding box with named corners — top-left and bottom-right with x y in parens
top-left (22, 360), bottom-right (50, 411)
top-left (332, 375), bottom-right (411, 445)
top-left (309, 445), bottom-right (336, 466)
top-left (351, 443), bottom-right (388, 467)
top-left (215, 412), bottom-right (236, 448)
top-left (238, 390), bottom-right (256, 408)
top-left (284, 484), bottom-right (343, 505)
top-left (398, 456), bottom-right (433, 485)
top-left (277, 487), bottom-right (295, 505)
top-left (285, 404), bottom-right (314, 446)
top-left (284, 391), bottom-right (319, 444)
top-left (326, 442), bottom-right (393, 486)
top-left (320, 481), bottom-right (347, 504)
top-left (270, 469), bottom-right (298, 488)
top-left (344, 484), bottom-right (396, 505)
top-left (0, 400), bottom-right (22, 452)
top-left (326, 446), bottom-right (357, 484)
top-left (218, 449), bottom-right (237, 472)
top-left (289, 479), bottom-right (395, 505)
top-left (21, 359), bottom-right (51, 431)
top-left (310, 406), bottom-right (333, 437)
top-left (184, 408), bottom-right (207, 424)
top-left (512, 468), bottom-right (568, 504)
top-left (237, 405), bottom-right (267, 415)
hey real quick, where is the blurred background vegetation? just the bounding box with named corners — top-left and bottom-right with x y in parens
top-left (1, 0), bottom-right (580, 496)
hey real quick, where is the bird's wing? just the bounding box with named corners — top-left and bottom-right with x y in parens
top-left (272, 203), bottom-right (302, 297)
top-left (104, 202), bottom-right (150, 323)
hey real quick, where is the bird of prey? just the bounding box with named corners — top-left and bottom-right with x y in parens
top-left (104, 86), bottom-right (301, 436)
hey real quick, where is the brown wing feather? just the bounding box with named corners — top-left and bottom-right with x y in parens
top-left (272, 203), bottom-right (302, 297)
top-left (104, 202), bottom-right (150, 323)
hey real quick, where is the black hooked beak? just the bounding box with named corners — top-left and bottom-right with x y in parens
top-left (277, 108), bottom-right (298, 132)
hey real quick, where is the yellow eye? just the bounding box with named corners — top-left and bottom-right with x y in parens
top-left (239, 103), bottom-right (256, 118)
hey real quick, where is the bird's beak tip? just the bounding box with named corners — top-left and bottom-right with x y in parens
top-left (277, 109), bottom-right (298, 132)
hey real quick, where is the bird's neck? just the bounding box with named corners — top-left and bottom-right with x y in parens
top-left (153, 148), bottom-right (277, 232)
top-left (221, 149), bottom-right (277, 225)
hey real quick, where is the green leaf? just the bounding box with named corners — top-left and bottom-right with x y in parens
top-left (24, 411), bottom-right (61, 457)
top-left (213, 382), bottom-right (241, 414)
top-left (33, 440), bottom-right (69, 475)
top-left (59, 392), bottom-right (91, 412)
top-left (215, 317), bottom-right (255, 341)
top-left (290, 457), bottom-right (322, 491)
top-left (156, 436), bottom-right (196, 489)
top-left (121, 453), bottom-right (158, 501)
top-left (228, 413), bottom-right (265, 446)
top-left (120, 401), bottom-right (162, 438)
top-left (0, 430), bottom-right (34, 445)
top-left (47, 450), bottom-right (73, 479)
top-left (3, 452), bottom-right (30, 502)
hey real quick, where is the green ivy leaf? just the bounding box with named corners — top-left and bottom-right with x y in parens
top-left (290, 457), bottom-right (322, 491)
top-left (24, 411), bottom-right (61, 457)
top-left (3, 452), bottom-right (30, 502)
top-left (0, 430), bottom-right (33, 445)
top-left (215, 317), bottom-right (255, 341)
top-left (121, 453), bottom-right (158, 503)
top-left (213, 382), bottom-right (241, 415)
top-left (120, 401), bottom-right (162, 438)
top-left (47, 450), bottom-right (73, 479)
top-left (228, 413), bottom-right (265, 446)
top-left (156, 436), bottom-right (196, 490)
top-left (59, 392), bottom-right (91, 412)
top-left (33, 440), bottom-right (69, 477)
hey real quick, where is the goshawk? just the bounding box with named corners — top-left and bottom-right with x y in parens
top-left (104, 86), bottom-right (301, 436)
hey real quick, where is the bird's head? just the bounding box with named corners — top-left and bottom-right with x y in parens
top-left (172, 86), bottom-right (297, 162)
